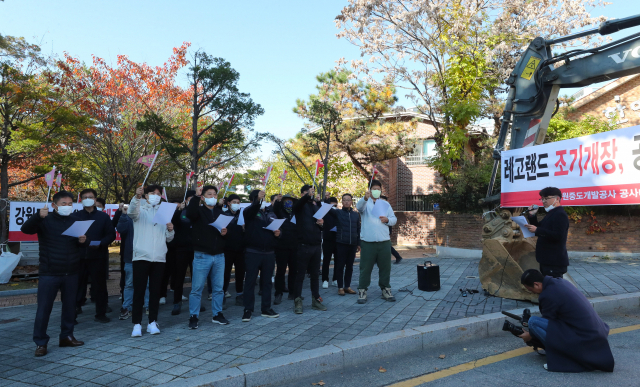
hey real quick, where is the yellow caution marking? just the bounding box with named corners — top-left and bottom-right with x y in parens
top-left (388, 323), bottom-right (640, 387)
top-left (520, 56), bottom-right (541, 80)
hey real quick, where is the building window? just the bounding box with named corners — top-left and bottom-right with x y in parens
top-left (405, 139), bottom-right (436, 166)
top-left (405, 195), bottom-right (433, 212)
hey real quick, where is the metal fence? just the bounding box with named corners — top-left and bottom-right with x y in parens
top-left (405, 195), bottom-right (434, 212)
top-left (405, 154), bottom-right (428, 166)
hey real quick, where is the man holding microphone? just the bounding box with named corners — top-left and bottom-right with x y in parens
top-left (524, 187), bottom-right (570, 278)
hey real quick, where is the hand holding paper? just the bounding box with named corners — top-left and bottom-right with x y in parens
top-left (511, 216), bottom-right (535, 238)
top-left (62, 220), bottom-right (94, 238)
top-left (152, 202), bottom-right (177, 225)
top-left (372, 199), bottom-right (390, 219)
top-left (210, 215), bottom-right (234, 232)
top-left (264, 218), bottom-right (285, 231)
top-left (313, 202), bottom-right (334, 220)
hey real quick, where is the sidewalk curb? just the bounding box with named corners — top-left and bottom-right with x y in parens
top-left (0, 288), bottom-right (38, 297)
top-left (156, 292), bottom-right (640, 387)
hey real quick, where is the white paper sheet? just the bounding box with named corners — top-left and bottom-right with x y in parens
top-left (152, 202), bottom-right (177, 225)
top-left (264, 218), bottom-right (285, 231)
top-left (62, 220), bottom-right (94, 237)
top-left (313, 203), bottom-right (334, 219)
top-left (239, 203), bottom-right (252, 208)
top-left (237, 208), bottom-right (245, 226)
top-left (210, 214), bottom-right (234, 232)
top-left (330, 226), bottom-right (337, 232)
top-left (511, 216), bottom-right (535, 238)
top-left (291, 215), bottom-right (296, 224)
top-left (89, 241), bottom-right (100, 247)
top-left (372, 199), bottom-right (391, 218)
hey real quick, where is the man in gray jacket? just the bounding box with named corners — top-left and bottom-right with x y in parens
top-left (355, 180), bottom-right (397, 304)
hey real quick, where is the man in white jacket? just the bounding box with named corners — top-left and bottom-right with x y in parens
top-left (355, 179), bottom-right (397, 304)
top-left (128, 185), bottom-right (174, 337)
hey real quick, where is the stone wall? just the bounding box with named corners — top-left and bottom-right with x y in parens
top-left (392, 211), bottom-right (640, 253)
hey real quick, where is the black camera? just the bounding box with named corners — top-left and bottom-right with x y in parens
top-left (502, 320), bottom-right (524, 337)
top-left (501, 309), bottom-right (545, 352)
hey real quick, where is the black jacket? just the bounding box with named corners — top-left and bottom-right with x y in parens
top-left (74, 207), bottom-right (117, 260)
top-left (243, 199), bottom-right (279, 252)
top-left (329, 207), bottom-right (361, 246)
top-left (292, 193), bottom-right (322, 246)
top-left (21, 210), bottom-right (87, 276)
top-left (170, 208), bottom-right (194, 252)
top-left (222, 207), bottom-right (245, 251)
top-left (272, 200), bottom-right (298, 250)
top-left (186, 197), bottom-right (226, 256)
top-left (112, 209), bottom-right (124, 257)
top-left (322, 208), bottom-right (338, 242)
top-left (528, 206), bottom-right (569, 267)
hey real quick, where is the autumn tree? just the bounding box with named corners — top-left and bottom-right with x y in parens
top-left (137, 51), bottom-right (265, 188)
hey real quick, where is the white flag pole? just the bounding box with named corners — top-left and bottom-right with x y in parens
top-left (45, 166), bottom-right (55, 205)
top-left (141, 151), bottom-right (159, 187)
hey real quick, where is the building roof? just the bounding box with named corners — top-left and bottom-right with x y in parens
top-left (570, 74), bottom-right (640, 110)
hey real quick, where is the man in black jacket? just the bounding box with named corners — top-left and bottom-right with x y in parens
top-left (292, 185), bottom-right (327, 314)
top-left (222, 194), bottom-right (246, 308)
top-left (525, 187), bottom-right (570, 278)
top-left (328, 193), bottom-right (361, 296)
top-left (22, 191), bottom-right (87, 357)
top-left (321, 197), bottom-right (338, 289)
top-left (169, 190), bottom-right (196, 316)
top-left (240, 190), bottom-right (281, 322)
top-left (272, 194), bottom-right (298, 304)
top-left (75, 188), bottom-right (117, 323)
top-left (186, 185), bottom-right (229, 329)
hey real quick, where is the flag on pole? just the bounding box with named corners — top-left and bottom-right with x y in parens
top-left (77, 193), bottom-right (81, 203)
top-left (280, 170), bottom-right (288, 182)
top-left (217, 181), bottom-right (225, 192)
top-left (369, 165), bottom-right (378, 189)
top-left (137, 154), bottom-right (157, 167)
top-left (260, 166), bottom-right (273, 187)
top-left (162, 187), bottom-right (168, 201)
top-left (55, 172), bottom-right (62, 188)
top-left (314, 159), bottom-right (324, 177)
top-left (44, 167), bottom-right (56, 188)
top-left (183, 171), bottom-right (195, 202)
top-left (223, 173), bottom-right (235, 196)
top-left (186, 171), bottom-right (194, 186)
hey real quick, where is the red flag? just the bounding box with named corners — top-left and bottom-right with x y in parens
top-left (162, 187), bottom-right (168, 201)
top-left (372, 165), bottom-right (378, 176)
top-left (55, 172), bottom-right (62, 187)
top-left (260, 166), bottom-right (273, 186)
top-left (137, 154), bottom-right (157, 167)
top-left (77, 193), bottom-right (81, 203)
top-left (280, 170), bottom-right (288, 182)
top-left (217, 181), bottom-right (224, 191)
top-left (44, 167), bottom-right (56, 188)
top-left (186, 171), bottom-right (194, 186)
top-left (314, 159), bottom-right (324, 177)
top-left (228, 173), bottom-right (235, 186)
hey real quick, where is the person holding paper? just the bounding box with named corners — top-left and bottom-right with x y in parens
top-left (239, 190), bottom-right (281, 322)
top-left (186, 185), bottom-right (229, 329)
top-left (222, 194), bottom-right (246, 309)
top-left (321, 197), bottom-right (338, 289)
top-left (272, 194), bottom-right (298, 304)
top-left (327, 193), bottom-right (361, 296)
top-left (292, 185), bottom-right (327, 314)
top-left (524, 187), bottom-right (570, 278)
top-left (128, 185), bottom-right (175, 337)
top-left (168, 191), bottom-right (196, 316)
top-left (356, 180), bottom-right (397, 304)
top-left (21, 191), bottom-right (88, 357)
top-left (74, 189), bottom-right (116, 324)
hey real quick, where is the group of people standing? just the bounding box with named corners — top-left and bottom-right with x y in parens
top-left (25, 179), bottom-right (400, 357)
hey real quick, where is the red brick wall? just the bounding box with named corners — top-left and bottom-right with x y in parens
top-left (393, 212), bottom-right (640, 252)
top-left (568, 75), bottom-right (640, 126)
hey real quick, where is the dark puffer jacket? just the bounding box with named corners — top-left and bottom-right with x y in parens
top-left (74, 207), bottom-right (116, 260)
top-left (243, 199), bottom-right (280, 252)
top-left (329, 207), bottom-right (361, 246)
top-left (21, 210), bottom-right (87, 276)
top-left (272, 200), bottom-right (297, 250)
top-left (171, 209), bottom-right (194, 252)
top-left (292, 193), bottom-right (322, 246)
top-left (222, 207), bottom-right (245, 251)
top-left (186, 197), bottom-right (226, 256)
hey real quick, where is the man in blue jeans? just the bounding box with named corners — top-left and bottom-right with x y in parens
top-left (186, 185), bottom-right (229, 329)
top-left (518, 269), bottom-right (614, 372)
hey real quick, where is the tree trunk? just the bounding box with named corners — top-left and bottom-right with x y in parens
top-left (322, 132), bottom-right (331, 198)
top-left (0, 155), bottom-right (9, 243)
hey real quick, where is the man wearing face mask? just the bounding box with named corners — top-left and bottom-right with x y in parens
top-left (168, 190), bottom-right (196, 315)
top-left (524, 187), bottom-right (570, 278)
top-left (75, 189), bottom-right (116, 323)
top-left (272, 194), bottom-right (298, 304)
top-left (221, 194), bottom-right (246, 308)
top-left (22, 191), bottom-right (88, 357)
top-left (128, 185), bottom-right (175, 337)
top-left (186, 185), bottom-right (229, 329)
top-left (356, 180), bottom-right (397, 304)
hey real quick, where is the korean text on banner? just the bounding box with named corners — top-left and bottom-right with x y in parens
top-left (500, 124), bottom-right (640, 207)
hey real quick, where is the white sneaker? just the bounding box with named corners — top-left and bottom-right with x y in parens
top-left (159, 297), bottom-right (166, 305)
top-left (207, 294), bottom-right (212, 301)
top-left (332, 280), bottom-right (338, 287)
top-left (182, 295), bottom-right (188, 301)
top-left (131, 324), bottom-right (142, 337)
top-left (225, 291), bottom-right (231, 298)
top-left (544, 364), bottom-right (548, 370)
top-left (322, 281), bottom-right (329, 289)
top-left (272, 276), bottom-right (275, 283)
top-left (147, 321), bottom-right (161, 335)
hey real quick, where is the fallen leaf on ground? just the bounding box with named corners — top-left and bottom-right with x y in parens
top-left (379, 367), bottom-right (387, 373)
top-left (311, 381), bottom-right (325, 386)
top-left (463, 348), bottom-right (467, 351)
top-left (439, 354), bottom-right (446, 359)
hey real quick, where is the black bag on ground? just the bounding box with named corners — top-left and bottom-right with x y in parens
top-left (417, 261), bottom-right (440, 291)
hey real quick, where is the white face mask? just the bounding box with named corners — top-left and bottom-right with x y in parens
top-left (231, 203), bottom-right (240, 212)
top-left (545, 198), bottom-right (558, 211)
top-left (147, 194), bottom-right (161, 206)
top-left (81, 198), bottom-right (95, 207)
top-left (57, 205), bottom-right (73, 216)
top-left (204, 197), bottom-right (217, 206)
top-left (96, 207), bottom-right (104, 212)
top-left (260, 201), bottom-right (268, 210)
top-left (371, 190), bottom-right (382, 199)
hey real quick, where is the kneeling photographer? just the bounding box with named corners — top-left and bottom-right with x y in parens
top-left (518, 269), bottom-right (614, 373)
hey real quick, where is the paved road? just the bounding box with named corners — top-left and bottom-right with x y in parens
top-left (281, 308), bottom-right (640, 387)
top-left (1, 256), bottom-right (639, 386)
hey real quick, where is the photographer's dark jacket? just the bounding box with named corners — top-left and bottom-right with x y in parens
top-left (540, 276), bottom-right (614, 372)
top-left (243, 199), bottom-right (279, 253)
top-left (272, 200), bottom-right (298, 251)
top-left (21, 210), bottom-right (87, 276)
top-left (186, 197), bottom-right (226, 256)
top-left (222, 207), bottom-right (245, 252)
top-left (328, 207), bottom-right (361, 246)
top-left (75, 207), bottom-right (116, 259)
top-left (528, 207), bottom-right (569, 267)
top-left (170, 209), bottom-right (194, 252)
top-left (292, 193), bottom-right (322, 246)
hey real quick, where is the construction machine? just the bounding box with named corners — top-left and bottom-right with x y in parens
top-left (479, 14), bottom-right (640, 301)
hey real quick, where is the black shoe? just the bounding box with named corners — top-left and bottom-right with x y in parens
top-left (75, 306), bottom-right (82, 315)
top-left (106, 305), bottom-right (113, 313)
top-left (171, 303), bottom-right (181, 316)
top-left (258, 290), bottom-right (262, 296)
top-left (242, 310), bottom-right (252, 322)
top-left (74, 319), bottom-right (79, 325)
top-left (223, 297), bottom-right (228, 310)
top-left (274, 294), bottom-right (283, 305)
top-left (287, 294), bottom-right (304, 301)
top-left (119, 308), bottom-right (131, 320)
top-left (261, 309), bottom-right (279, 318)
top-left (283, 287), bottom-right (289, 293)
top-left (189, 315), bottom-right (198, 329)
top-left (200, 305), bottom-right (206, 312)
top-left (212, 313), bottom-right (229, 325)
top-left (394, 257), bottom-right (403, 264)
top-left (94, 315), bottom-right (110, 323)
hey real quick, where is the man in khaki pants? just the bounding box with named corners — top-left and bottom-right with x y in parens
top-left (355, 180), bottom-right (397, 304)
